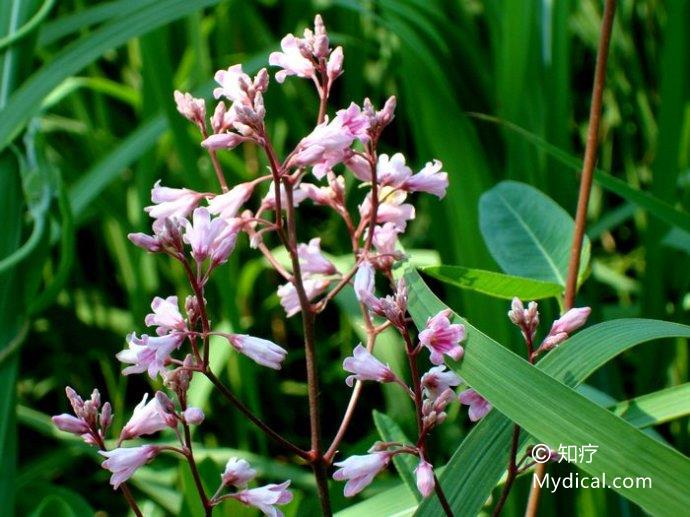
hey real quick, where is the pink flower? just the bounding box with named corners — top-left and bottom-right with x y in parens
top-left (213, 64), bottom-right (251, 104)
top-left (183, 407), bottom-right (205, 425)
top-left (144, 180), bottom-right (203, 220)
top-left (421, 365), bottom-right (461, 401)
top-left (261, 181), bottom-right (308, 210)
top-left (52, 414), bottom-right (90, 435)
top-left (327, 46), bottom-right (344, 83)
top-left (277, 278), bottom-right (329, 317)
top-left (376, 153), bottom-right (412, 187)
top-left (221, 457), bottom-right (257, 487)
top-left (117, 332), bottom-right (184, 378)
top-left (343, 344), bottom-right (396, 387)
top-left (403, 160), bottom-right (448, 198)
top-left (184, 207), bottom-right (239, 265)
top-left (227, 334), bottom-right (288, 370)
top-left (371, 223), bottom-right (403, 268)
top-left (300, 176), bottom-right (345, 208)
top-left (145, 296), bottom-right (186, 336)
top-left (119, 393), bottom-right (176, 441)
top-left (173, 90), bottom-right (205, 126)
top-left (360, 189), bottom-right (415, 230)
top-left (345, 154), bottom-right (372, 182)
top-left (100, 445), bottom-right (159, 489)
top-left (353, 261), bottom-right (375, 303)
top-left (459, 389), bottom-right (492, 421)
top-left (415, 458), bottom-right (435, 497)
top-left (233, 481), bottom-right (293, 517)
top-left (201, 132), bottom-right (249, 150)
top-left (418, 309), bottom-right (465, 365)
top-left (549, 307), bottom-right (591, 335)
top-left (298, 238), bottom-right (336, 275)
top-left (333, 452), bottom-right (391, 497)
top-left (207, 182), bottom-right (255, 220)
top-left (269, 34), bottom-right (315, 83)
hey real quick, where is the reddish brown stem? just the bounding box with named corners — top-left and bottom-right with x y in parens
top-left (201, 126), bottom-right (229, 192)
top-left (182, 415), bottom-right (212, 516)
top-left (526, 1), bottom-right (616, 515)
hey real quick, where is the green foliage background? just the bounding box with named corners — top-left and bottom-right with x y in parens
top-left (1, 0), bottom-right (689, 515)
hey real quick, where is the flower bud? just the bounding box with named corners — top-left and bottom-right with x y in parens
top-left (183, 407), bottom-right (205, 425)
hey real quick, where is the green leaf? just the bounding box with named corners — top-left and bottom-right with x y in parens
top-left (372, 410), bottom-right (421, 502)
top-left (479, 180), bottom-right (590, 285)
top-left (608, 383), bottom-right (690, 429)
top-left (28, 496), bottom-right (76, 517)
top-left (405, 269), bottom-right (690, 516)
top-left (421, 265), bottom-right (563, 301)
top-left (334, 483), bottom-right (416, 517)
top-left (0, 0), bottom-right (223, 151)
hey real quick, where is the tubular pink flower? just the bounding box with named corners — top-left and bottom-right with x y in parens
top-left (414, 458), bottom-right (435, 497)
top-left (261, 181), bottom-right (308, 210)
top-left (233, 481), bottom-right (293, 517)
top-left (421, 365), bottom-right (462, 401)
top-left (376, 153), bottom-right (412, 187)
top-left (269, 34), bottom-right (315, 83)
top-left (345, 154), bottom-right (372, 182)
top-left (128, 232), bottom-right (162, 253)
top-left (207, 182), bottom-right (255, 220)
top-left (183, 207), bottom-right (239, 265)
top-left (100, 445), bottom-right (159, 489)
top-left (403, 159), bottom-right (448, 198)
top-left (277, 278), bottom-right (329, 317)
top-left (298, 238), bottom-right (336, 275)
top-left (144, 180), bottom-right (202, 220)
top-left (183, 407), bottom-right (205, 425)
top-left (418, 309), bottom-right (465, 365)
top-left (353, 261), bottom-right (375, 303)
top-left (145, 296), bottom-right (186, 336)
top-left (51, 414), bottom-right (90, 435)
top-left (201, 132), bottom-right (248, 150)
top-left (343, 344), bottom-right (396, 387)
top-left (360, 189), bottom-right (415, 230)
top-left (227, 334), bottom-right (288, 370)
top-left (117, 332), bottom-right (184, 379)
top-left (333, 452), bottom-right (391, 497)
top-left (371, 223), bottom-right (403, 262)
top-left (300, 177), bottom-right (345, 208)
top-left (213, 64), bottom-right (251, 104)
top-left (119, 393), bottom-right (175, 441)
top-left (549, 307), bottom-right (591, 335)
top-left (327, 46), bottom-right (344, 83)
top-left (459, 389), bottom-right (492, 421)
top-left (221, 457), bottom-right (257, 488)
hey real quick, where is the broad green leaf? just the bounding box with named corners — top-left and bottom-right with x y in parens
top-left (405, 269), bottom-right (690, 516)
top-left (0, 0), bottom-right (223, 151)
top-left (421, 265), bottom-right (563, 301)
top-left (608, 383), bottom-right (690, 429)
top-left (479, 180), bottom-right (590, 285)
top-left (372, 410), bottom-right (421, 502)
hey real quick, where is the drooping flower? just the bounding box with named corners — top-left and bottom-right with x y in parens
top-left (261, 181), bottom-right (308, 211)
top-left (117, 332), bottom-right (184, 378)
top-left (333, 452), bottom-right (391, 497)
top-left (100, 445), bottom-right (159, 489)
top-left (183, 407), bottom-right (205, 425)
top-left (421, 365), bottom-right (462, 401)
top-left (353, 261), bottom-right (375, 303)
top-left (144, 180), bottom-right (203, 221)
top-left (221, 457), bottom-right (257, 488)
top-left (298, 238), bottom-right (336, 275)
top-left (418, 309), bottom-right (465, 365)
top-left (145, 296), bottom-right (186, 336)
top-left (345, 154), bottom-right (372, 182)
top-left (226, 334), bottom-right (288, 370)
top-left (403, 160), bottom-right (448, 198)
top-left (414, 458), bottom-right (435, 497)
top-left (119, 393), bottom-right (176, 442)
top-left (277, 278), bottom-right (330, 317)
top-left (342, 344), bottom-right (396, 387)
top-left (183, 207), bottom-right (240, 265)
top-left (459, 389), bottom-right (492, 422)
top-left (207, 182), bottom-right (255, 220)
top-left (233, 481), bottom-right (293, 517)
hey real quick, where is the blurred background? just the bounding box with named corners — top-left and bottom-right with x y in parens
top-left (1, 0), bottom-right (689, 515)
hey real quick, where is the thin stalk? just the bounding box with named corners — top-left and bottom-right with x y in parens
top-left (526, 1), bottom-right (616, 515)
top-left (93, 434), bottom-right (143, 517)
top-left (491, 424), bottom-right (521, 517)
top-left (182, 421), bottom-right (212, 516)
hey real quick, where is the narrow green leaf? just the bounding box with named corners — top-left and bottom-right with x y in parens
top-left (479, 180), bottom-right (590, 285)
top-left (372, 410), bottom-right (421, 502)
top-left (405, 269), bottom-right (690, 516)
top-left (421, 265), bottom-right (563, 300)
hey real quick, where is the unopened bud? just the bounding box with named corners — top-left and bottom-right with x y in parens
top-left (183, 407), bottom-right (205, 425)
